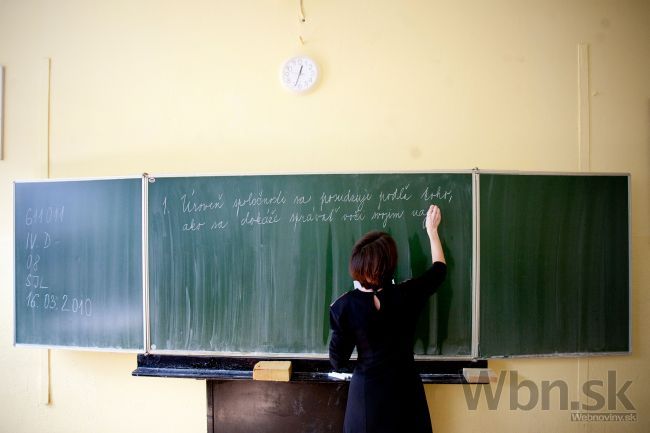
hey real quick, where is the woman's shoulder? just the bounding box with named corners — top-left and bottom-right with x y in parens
top-left (329, 289), bottom-right (357, 311)
top-left (394, 261), bottom-right (447, 290)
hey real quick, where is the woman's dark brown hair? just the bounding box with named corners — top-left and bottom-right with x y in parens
top-left (349, 231), bottom-right (398, 292)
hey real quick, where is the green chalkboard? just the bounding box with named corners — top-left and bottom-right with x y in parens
top-left (14, 179), bottom-right (144, 350)
top-left (148, 173), bottom-right (473, 356)
top-left (479, 173), bottom-right (630, 357)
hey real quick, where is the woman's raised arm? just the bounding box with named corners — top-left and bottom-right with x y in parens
top-left (425, 205), bottom-right (445, 264)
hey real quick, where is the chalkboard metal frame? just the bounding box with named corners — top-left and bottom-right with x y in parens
top-left (13, 175), bottom-right (148, 353)
top-left (471, 170), bottom-right (480, 358)
top-left (143, 175), bottom-right (152, 354)
top-left (144, 170), bottom-right (478, 360)
top-left (476, 170), bottom-right (632, 358)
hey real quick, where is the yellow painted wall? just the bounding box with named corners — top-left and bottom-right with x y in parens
top-left (0, 0), bottom-right (648, 432)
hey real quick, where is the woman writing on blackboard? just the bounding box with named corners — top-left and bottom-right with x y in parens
top-left (329, 205), bottom-right (446, 433)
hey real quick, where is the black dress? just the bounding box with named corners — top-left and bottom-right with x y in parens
top-left (329, 262), bottom-right (447, 433)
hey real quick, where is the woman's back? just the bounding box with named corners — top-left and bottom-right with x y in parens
top-left (330, 262), bottom-right (447, 373)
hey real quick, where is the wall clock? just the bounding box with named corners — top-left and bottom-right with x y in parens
top-left (280, 56), bottom-right (319, 93)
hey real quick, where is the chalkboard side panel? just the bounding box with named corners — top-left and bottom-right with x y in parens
top-left (13, 178), bottom-right (145, 351)
top-left (478, 173), bottom-right (630, 357)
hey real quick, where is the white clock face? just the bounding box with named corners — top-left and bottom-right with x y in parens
top-left (280, 56), bottom-right (318, 93)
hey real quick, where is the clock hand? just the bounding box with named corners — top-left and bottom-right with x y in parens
top-left (294, 65), bottom-right (303, 87)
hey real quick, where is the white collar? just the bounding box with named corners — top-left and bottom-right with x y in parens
top-left (353, 280), bottom-right (394, 292)
top-left (353, 281), bottom-right (373, 292)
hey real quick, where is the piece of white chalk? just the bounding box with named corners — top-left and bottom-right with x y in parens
top-left (328, 372), bottom-right (352, 380)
